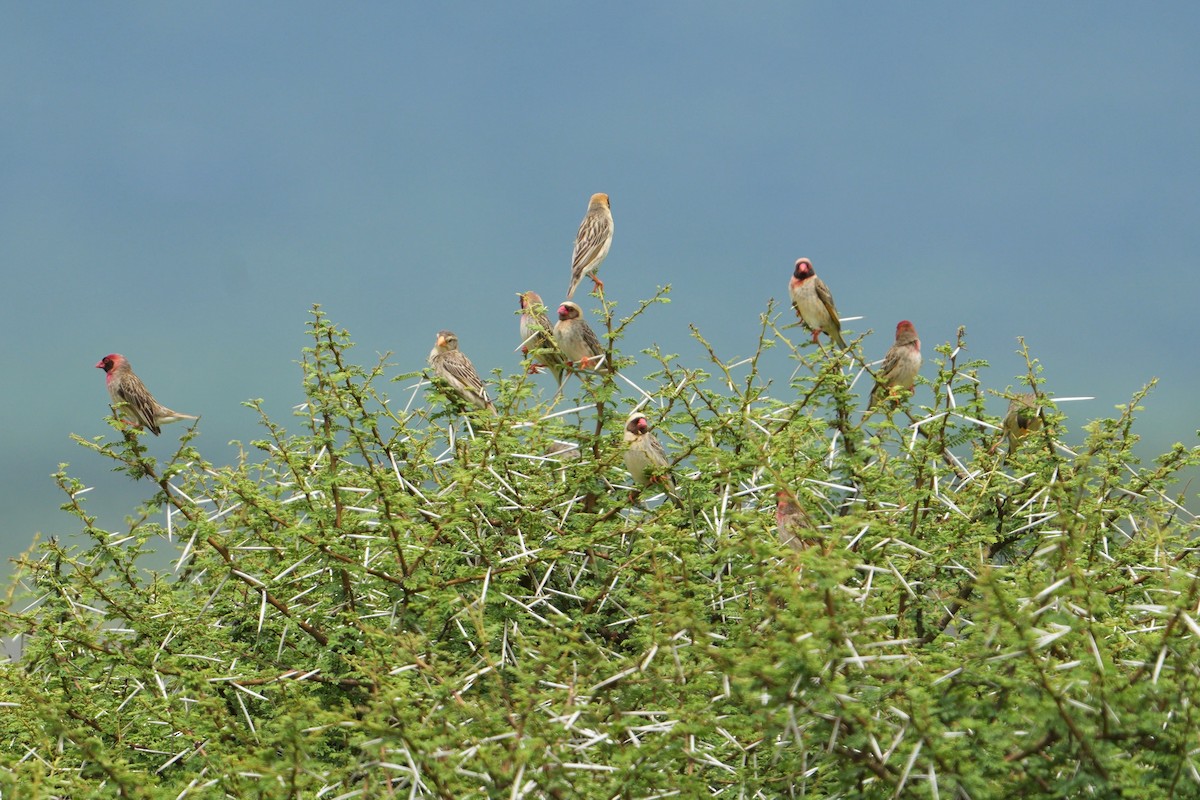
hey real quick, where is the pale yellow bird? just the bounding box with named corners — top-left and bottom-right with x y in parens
top-left (623, 411), bottom-right (674, 491)
top-left (993, 392), bottom-right (1043, 454)
top-left (789, 257), bottom-right (846, 348)
top-left (553, 301), bottom-right (611, 373)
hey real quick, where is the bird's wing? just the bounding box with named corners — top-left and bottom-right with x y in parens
top-left (579, 320), bottom-right (606, 357)
top-left (649, 436), bottom-right (677, 491)
top-left (567, 214), bottom-right (612, 296)
top-left (116, 375), bottom-right (163, 435)
top-left (815, 278), bottom-right (840, 325)
top-left (532, 312), bottom-right (563, 361)
top-left (645, 433), bottom-right (670, 467)
top-left (571, 214), bottom-right (611, 273)
top-left (878, 344), bottom-right (904, 382)
top-left (443, 353), bottom-right (489, 399)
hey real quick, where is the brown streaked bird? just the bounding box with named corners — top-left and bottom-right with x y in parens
top-left (789, 257), bottom-right (846, 348)
top-left (427, 330), bottom-right (496, 413)
top-left (566, 193), bottom-right (613, 299)
top-left (95, 353), bottom-right (198, 436)
top-left (869, 320), bottom-right (922, 409)
top-left (553, 301), bottom-right (611, 373)
top-left (518, 290), bottom-right (565, 385)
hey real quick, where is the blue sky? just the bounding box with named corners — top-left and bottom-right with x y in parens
top-left (2, 4), bottom-right (1198, 569)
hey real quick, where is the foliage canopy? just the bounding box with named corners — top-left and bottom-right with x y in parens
top-left (4, 298), bottom-right (1200, 798)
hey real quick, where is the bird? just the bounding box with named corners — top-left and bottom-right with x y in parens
top-left (553, 302), bottom-right (611, 372)
top-left (518, 291), bottom-right (564, 384)
top-left (546, 440), bottom-right (581, 460)
top-left (994, 392), bottom-right (1043, 454)
top-left (95, 354), bottom-right (198, 436)
top-left (623, 411), bottom-right (675, 493)
top-left (775, 489), bottom-right (816, 552)
top-left (789, 258), bottom-right (847, 348)
top-left (545, 440), bottom-right (581, 482)
top-left (427, 330), bottom-right (496, 413)
top-left (869, 320), bottom-right (922, 409)
top-left (566, 193), bottom-right (613, 299)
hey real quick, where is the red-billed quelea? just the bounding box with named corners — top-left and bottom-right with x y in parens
top-left (869, 320), bottom-right (922, 409)
top-left (95, 354), bottom-right (198, 436)
top-left (566, 193), bottom-right (613, 299)
top-left (993, 392), bottom-right (1042, 455)
top-left (518, 290), bottom-right (564, 385)
top-left (623, 411), bottom-right (675, 493)
top-left (553, 301), bottom-right (611, 373)
top-left (789, 258), bottom-right (846, 348)
top-left (428, 330), bottom-right (496, 413)
top-left (776, 488), bottom-right (816, 552)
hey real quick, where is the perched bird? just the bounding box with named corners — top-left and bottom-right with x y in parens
top-left (545, 439), bottom-right (581, 482)
top-left (428, 330), bottom-right (496, 413)
top-left (775, 489), bottom-right (816, 552)
top-left (869, 320), bottom-right (922, 409)
top-left (518, 291), bottom-right (564, 384)
top-left (623, 411), bottom-right (675, 493)
top-left (789, 258), bottom-right (846, 348)
top-left (553, 302), bottom-right (611, 372)
top-left (546, 440), bottom-right (581, 461)
top-left (994, 392), bottom-right (1043, 454)
top-left (95, 353), bottom-right (198, 436)
top-left (566, 193), bottom-right (613, 299)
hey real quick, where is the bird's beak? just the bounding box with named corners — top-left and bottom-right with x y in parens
top-left (94, 360), bottom-right (105, 369)
top-left (436, 335), bottom-right (446, 348)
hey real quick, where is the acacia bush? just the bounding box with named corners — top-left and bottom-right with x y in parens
top-left (3, 298), bottom-right (1200, 798)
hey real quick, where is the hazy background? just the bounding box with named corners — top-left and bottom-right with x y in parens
top-left (2, 4), bottom-right (1197, 573)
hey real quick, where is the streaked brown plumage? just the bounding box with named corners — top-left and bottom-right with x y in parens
top-left (566, 193), bottom-right (613, 299)
top-left (428, 330), bottom-right (496, 413)
top-left (95, 353), bottom-right (198, 436)
top-left (518, 290), bottom-right (565, 385)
